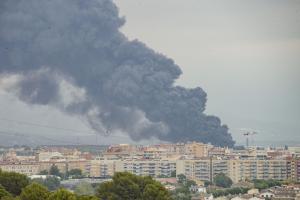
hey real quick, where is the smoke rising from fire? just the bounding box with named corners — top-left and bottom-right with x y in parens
top-left (0, 0), bottom-right (234, 146)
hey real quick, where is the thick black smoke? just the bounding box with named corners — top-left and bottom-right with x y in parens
top-left (0, 0), bottom-right (234, 147)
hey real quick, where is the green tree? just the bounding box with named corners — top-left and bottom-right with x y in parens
top-left (173, 174), bottom-right (196, 200)
top-left (172, 186), bottom-right (191, 200)
top-left (173, 192), bottom-right (190, 200)
top-left (32, 176), bottom-right (60, 191)
top-left (171, 171), bottom-right (176, 178)
top-left (157, 175), bottom-right (168, 178)
top-left (0, 184), bottom-right (11, 199)
top-left (67, 169), bottom-right (82, 178)
top-left (0, 170), bottom-right (29, 196)
top-left (20, 183), bottom-right (50, 200)
top-left (186, 180), bottom-right (196, 188)
top-left (208, 187), bottom-right (249, 198)
top-left (47, 188), bottom-right (76, 200)
top-left (76, 195), bottom-right (98, 200)
top-left (253, 179), bottom-right (282, 190)
top-left (142, 182), bottom-right (172, 200)
top-left (204, 181), bottom-right (212, 187)
top-left (74, 182), bottom-right (94, 196)
top-left (96, 172), bottom-right (172, 200)
top-left (213, 173), bottom-right (233, 188)
top-left (1, 196), bottom-right (19, 200)
top-left (177, 174), bottom-right (187, 185)
top-left (39, 170), bottom-right (48, 175)
top-left (49, 165), bottom-right (60, 177)
top-left (254, 180), bottom-right (268, 190)
top-left (96, 181), bottom-right (117, 200)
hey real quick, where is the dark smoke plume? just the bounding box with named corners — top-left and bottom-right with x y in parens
top-left (0, 0), bottom-right (234, 147)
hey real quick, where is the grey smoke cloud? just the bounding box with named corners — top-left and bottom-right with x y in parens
top-left (0, 0), bottom-right (234, 146)
top-left (16, 69), bottom-right (60, 105)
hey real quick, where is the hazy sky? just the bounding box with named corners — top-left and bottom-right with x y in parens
top-left (0, 0), bottom-right (299, 146)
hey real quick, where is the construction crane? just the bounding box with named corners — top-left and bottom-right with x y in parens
top-left (243, 131), bottom-right (258, 148)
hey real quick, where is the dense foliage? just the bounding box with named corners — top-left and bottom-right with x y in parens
top-left (20, 183), bottom-right (50, 200)
top-left (171, 174), bottom-right (197, 200)
top-left (68, 169), bottom-right (83, 179)
top-left (0, 170), bottom-right (29, 195)
top-left (49, 165), bottom-right (64, 179)
top-left (0, 184), bottom-right (11, 199)
top-left (208, 187), bottom-right (249, 197)
top-left (0, 168), bottom-right (289, 200)
top-left (39, 170), bottom-right (49, 175)
top-left (74, 182), bottom-right (95, 196)
top-left (76, 195), bottom-right (98, 200)
top-left (213, 173), bottom-right (233, 188)
top-left (42, 167), bottom-right (84, 180)
top-left (32, 176), bottom-right (61, 191)
top-left (96, 172), bottom-right (172, 200)
top-left (253, 179), bottom-right (282, 190)
top-left (48, 189), bottom-right (77, 200)
top-left (0, 171), bottom-right (173, 200)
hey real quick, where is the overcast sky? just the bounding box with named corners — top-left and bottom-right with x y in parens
top-left (0, 0), bottom-right (299, 146)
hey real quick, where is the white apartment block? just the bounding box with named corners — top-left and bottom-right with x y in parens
top-left (177, 159), bottom-right (228, 182)
top-left (115, 160), bottom-right (176, 177)
top-left (228, 159), bottom-right (287, 183)
top-left (176, 158), bottom-right (287, 183)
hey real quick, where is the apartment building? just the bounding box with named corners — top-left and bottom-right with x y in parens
top-left (178, 158), bottom-right (228, 182)
top-left (38, 161), bottom-right (67, 174)
top-left (115, 159), bottom-right (176, 177)
top-left (152, 143), bottom-right (185, 155)
top-left (287, 157), bottom-right (300, 182)
top-left (0, 162), bottom-right (39, 176)
top-left (212, 159), bottom-right (228, 177)
top-left (38, 159), bottom-right (90, 175)
top-left (180, 159), bottom-right (211, 182)
top-left (90, 159), bottom-right (115, 177)
top-left (143, 147), bottom-right (168, 159)
top-left (208, 147), bottom-right (228, 157)
top-left (184, 142), bottom-right (209, 158)
top-left (67, 160), bottom-right (91, 175)
top-left (176, 157), bottom-right (288, 183)
top-left (228, 159), bottom-right (287, 183)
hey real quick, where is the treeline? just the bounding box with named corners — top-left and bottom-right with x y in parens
top-left (208, 179), bottom-right (285, 197)
top-left (0, 170), bottom-right (172, 200)
top-left (253, 179), bottom-right (282, 190)
top-left (206, 174), bottom-right (285, 198)
top-left (208, 187), bottom-right (249, 198)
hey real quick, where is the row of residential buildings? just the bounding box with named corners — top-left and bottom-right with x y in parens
top-left (0, 142), bottom-right (300, 185)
